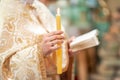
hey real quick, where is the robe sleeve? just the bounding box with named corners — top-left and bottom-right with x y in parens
top-left (0, 15), bottom-right (47, 80)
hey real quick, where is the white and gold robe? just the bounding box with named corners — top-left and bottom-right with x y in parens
top-left (0, 0), bottom-right (69, 80)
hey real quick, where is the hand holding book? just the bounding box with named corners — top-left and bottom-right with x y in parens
top-left (70, 29), bottom-right (99, 53)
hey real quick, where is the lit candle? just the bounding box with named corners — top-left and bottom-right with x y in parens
top-left (56, 8), bottom-right (62, 74)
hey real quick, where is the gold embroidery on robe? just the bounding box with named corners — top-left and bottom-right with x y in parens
top-left (0, 0), bottom-right (69, 80)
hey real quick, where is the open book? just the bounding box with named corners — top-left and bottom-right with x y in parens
top-left (70, 29), bottom-right (99, 52)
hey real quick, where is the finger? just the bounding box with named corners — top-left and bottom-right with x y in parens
top-left (50, 40), bottom-right (64, 46)
top-left (50, 45), bottom-right (60, 51)
top-left (48, 35), bottom-right (65, 41)
top-left (68, 36), bottom-right (76, 43)
top-left (47, 31), bottom-right (63, 37)
top-left (68, 49), bottom-right (74, 57)
top-left (68, 49), bottom-right (73, 54)
top-left (68, 49), bottom-right (81, 56)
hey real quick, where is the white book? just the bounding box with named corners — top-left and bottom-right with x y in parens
top-left (70, 29), bottom-right (99, 52)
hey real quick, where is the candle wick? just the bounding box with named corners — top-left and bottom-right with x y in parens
top-left (57, 8), bottom-right (60, 15)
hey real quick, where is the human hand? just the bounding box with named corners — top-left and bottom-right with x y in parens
top-left (41, 31), bottom-right (64, 56)
top-left (68, 36), bottom-right (80, 57)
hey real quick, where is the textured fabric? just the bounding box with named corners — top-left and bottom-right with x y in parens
top-left (0, 0), bottom-right (69, 80)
